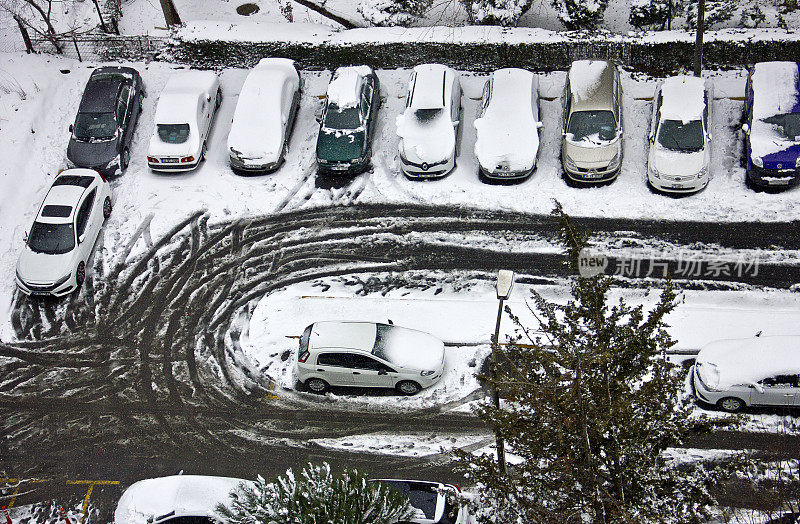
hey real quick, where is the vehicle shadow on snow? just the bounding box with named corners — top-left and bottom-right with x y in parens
top-left (294, 380), bottom-right (410, 397)
top-left (315, 172), bottom-right (359, 190)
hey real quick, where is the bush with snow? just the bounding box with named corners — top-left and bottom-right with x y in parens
top-left (551, 0), bottom-right (609, 30)
top-left (629, 0), bottom-right (680, 30)
top-left (465, 0), bottom-right (535, 26)
top-left (685, 0), bottom-right (736, 28)
top-left (357, 0), bottom-right (432, 26)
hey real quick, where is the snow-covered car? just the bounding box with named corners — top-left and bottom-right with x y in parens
top-left (396, 64), bottom-right (462, 179)
top-left (114, 475), bottom-right (247, 524)
top-left (16, 169), bottom-right (112, 297)
top-left (295, 321), bottom-right (445, 395)
top-left (561, 60), bottom-right (623, 184)
top-left (474, 68), bottom-right (542, 180)
top-left (376, 480), bottom-right (470, 524)
top-left (316, 65), bottom-right (380, 175)
top-left (742, 61), bottom-right (800, 189)
top-left (67, 66), bottom-right (145, 176)
top-left (147, 71), bottom-right (221, 172)
top-left (647, 76), bottom-right (713, 194)
top-left (228, 58), bottom-right (300, 174)
top-left (692, 336), bottom-right (800, 413)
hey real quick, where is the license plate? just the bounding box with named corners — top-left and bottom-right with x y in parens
top-left (331, 164), bottom-right (349, 171)
top-left (161, 158), bottom-right (179, 163)
top-left (670, 183), bottom-right (684, 189)
top-left (30, 291), bottom-right (49, 296)
top-left (584, 172), bottom-right (602, 179)
top-left (768, 178), bottom-right (790, 185)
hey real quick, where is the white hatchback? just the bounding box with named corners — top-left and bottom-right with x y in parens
top-left (295, 321), bottom-right (445, 395)
top-left (16, 169), bottom-right (112, 297)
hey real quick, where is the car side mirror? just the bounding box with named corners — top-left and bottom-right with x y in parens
top-left (535, 121), bottom-right (544, 129)
top-left (23, 232), bottom-right (28, 243)
top-left (742, 123), bottom-right (750, 135)
top-left (648, 132), bottom-right (654, 143)
top-left (749, 382), bottom-right (765, 394)
top-left (69, 124), bottom-right (73, 133)
top-left (78, 233), bottom-right (85, 244)
top-left (315, 113), bottom-right (323, 124)
top-left (206, 94), bottom-right (211, 102)
top-left (452, 120), bottom-right (459, 127)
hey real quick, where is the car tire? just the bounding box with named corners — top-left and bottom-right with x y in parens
top-left (717, 397), bottom-right (745, 413)
top-left (305, 378), bottom-right (329, 394)
top-left (121, 147), bottom-right (130, 170)
top-left (396, 380), bottom-right (422, 396)
top-left (103, 196), bottom-right (112, 219)
top-left (75, 262), bottom-right (85, 290)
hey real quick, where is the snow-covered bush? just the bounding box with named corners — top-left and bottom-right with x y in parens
top-left (357, 0), bottom-right (432, 26)
top-left (217, 463), bottom-right (415, 524)
top-left (629, 0), bottom-right (680, 30)
top-left (685, 0), bottom-right (736, 29)
top-left (551, 0), bottom-right (609, 30)
top-left (464, 0), bottom-right (534, 26)
top-left (739, 3), bottom-right (766, 27)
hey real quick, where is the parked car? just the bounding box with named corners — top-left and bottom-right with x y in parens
top-left (316, 65), bottom-right (380, 175)
top-left (561, 60), bottom-right (623, 184)
top-left (147, 70), bottom-right (221, 172)
top-left (647, 76), bottom-right (713, 194)
top-left (376, 479), bottom-right (470, 524)
top-left (743, 61), bottom-right (800, 189)
top-left (228, 58), bottom-right (300, 174)
top-left (67, 66), bottom-right (145, 176)
top-left (474, 68), bottom-right (542, 181)
top-left (396, 64), bottom-right (462, 179)
top-left (115, 475), bottom-right (247, 524)
top-left (295, 321), bottom-right (445, 395)
top-left (16, 169), bottom-right (112, 297)
top-left (692, 335), bottom-right (800, 412)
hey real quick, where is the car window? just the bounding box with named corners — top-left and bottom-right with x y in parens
top-left (117, 85), bottom-right (131, 124)
top-left (317, 352), bottom-right (353, 368)
top-left (28, 222), bottom-right (75, 255)
top-left (157, 124), bottom-right (190, 144)
top-left (703, 90), bottom-right (709, 132)
top-left (406, 72), bottom-right (416, 108)
top-left (760, 375), bottom-right (800, 388)
top-left (74, 112), bottom-right (117, 140)
top-left (481, 79), bottom-right (491, 114)
top-left (75, 189), bottom-right (96, 238)
top-left (349, 354), bottom-right (394, 372)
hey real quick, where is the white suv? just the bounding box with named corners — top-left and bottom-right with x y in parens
top-left (294, 321), bottom-right (445, 395)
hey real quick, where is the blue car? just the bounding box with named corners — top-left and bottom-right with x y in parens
top-left (743, 61), bottom-right (800, 189)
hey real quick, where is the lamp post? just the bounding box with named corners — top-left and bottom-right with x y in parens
top-left (492, 270), bottom-right (515, 475)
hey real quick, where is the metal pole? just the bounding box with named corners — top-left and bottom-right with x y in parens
top-left (491, 297), bottom-right (506, 474)
top-left (694, 0), bottom-right (705, 76)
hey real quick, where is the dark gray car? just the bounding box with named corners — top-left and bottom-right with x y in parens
top-left (67, 66), bottom-right (145, 176)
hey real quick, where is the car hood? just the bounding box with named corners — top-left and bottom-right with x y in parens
top-left (377, 327), bottom-right (445, 373)
top-left (563, 138), bottom-right (620, 165)
top-left (67, 136), bottom-right (118, 168)
top-left (17, 247), bottom-right (75, 284)
top-left (316, 128), bottom-right (366, 162)
top-left (651, 146), bottom-right (706, 176)
top-left (752, 141), bottom-right (800, 169)
top-left (396, 111), bottom-right (455, 164)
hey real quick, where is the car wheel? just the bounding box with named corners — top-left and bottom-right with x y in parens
top-left (75, 262), bottom-right (86, 290)
top-left (103, 196), bottom-right (112, 219)
top-left (717, 397), bottom-right (745, 413)
top-left (121, 147), bottom-right (130, 170)
top-left (305, 378), bottom-right (328, 394)
top-left (396, 380), bottom-right (422, 396)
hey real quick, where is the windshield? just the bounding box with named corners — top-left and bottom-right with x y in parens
top-left (414, 108), bottom-right (444, 124)
top-left (28, 222), bottom-right (75, 255)
top-left (763, 113), bottom-right (800, 141)
top-left (567, 110), bottom-right (617, 143)
top-left (657, 119), bottom-right (705, 152)
top-left (157, 123), bottom-right (190, 144)
top-left (323, 105), bottom-right (361, 130)
top-left (73, 112), bottom-right (117, 140)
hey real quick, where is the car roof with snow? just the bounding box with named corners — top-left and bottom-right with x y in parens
top-left (751, 61), bottom-right (800, 119)
top-left (114, 475), bottom-right (248, 524)
top-left (36, 169), bottom-right (98, 223)
top-left (568, 60), bottom-right (615, 112)
top-left (309, 321), bottom-right (377, 352)
top-left (409, 64), bottom-right (457, 110)
top-left (659, 76), bottom-right (706, 122)
top-left (326, 65), bottom-right (372, 108)
top-left (696, 335), bottom-right (800, 387)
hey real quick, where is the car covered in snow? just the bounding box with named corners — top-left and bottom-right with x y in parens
top-left (147, 70), bottom-right (221, 172)
top-left (742, 61), bottom-right (800, 189)
top-left (228, 58), bottom-right (300, 174)
top-left (647, 76), bottom-right (713, 194)
top-left (295, 321), bottom-right (445, 395)
top-left (474, 68), bottom-right (542, 180)
top-left (16, 169), bottom-right (112, 297)
top-left (396, 64), bottom-right (462, 179)
top-left (67, 66), bottom-right (145, 176)
top-left (561, 60), bottom-right (623, 184)
top-left (316, 65), bottom-right (380, 175)
top-left (692, 335), bottom-right (800, 413)
top-left (114, 475), bottom-right (247, 524)
top-left (376, 479), bottom-right (470, 524)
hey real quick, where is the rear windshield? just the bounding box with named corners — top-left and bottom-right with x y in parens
top-left (414, 108), bottom-right (443, 123)
top-left (28, 221), bottom-right (75, 255)
top-left (323, 105), bottom-right (362, 130)
top-left (158, 123), bottom-right (190, 144)
top-left (567, 110), bottom-right (617, 143)
top-left (381, 480), bottom-right (438, 520)
top-left (53, 175), bottom-right (94, 188)
top-left (299, 325), bottom-right (312, 356)
top-left (763, 113), bottom-right (800, 141)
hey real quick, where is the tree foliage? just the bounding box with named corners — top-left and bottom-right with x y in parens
top-left (357, 0), bottom-right (432, 27)
top-left (464, 0), bottom-right (535, 26)
top-left (455, 201), bottom-right (721, 523)
top-left (551, 0), bottom-right (609, 30)
top-left (217, 462), bottom-right (414, 524)
top-left (629, 0), bottom-right (680, 30)
top-left (684, 0), bottom-right (736, 28)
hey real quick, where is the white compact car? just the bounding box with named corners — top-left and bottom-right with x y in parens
top-left (692, 336), bottom-right (800, 412)
top-left (376, 479), bottom-right (472, 524)
top-left (474, 68), bottom-right (542, 180)
top-left (295, 321), bottom-right (445, 395)
top-left (114, 475), bottom-right (247, 524)
top-left (396, 64), bottom-right (462, 179)
top-left (16, 169), bottom-right (112, 297)
top-left (228, 58), bottom-right (300, 174)
top-left (647, 76), bottom-right (713, 194)
top-left (147, 70), bottom-right (221, 172)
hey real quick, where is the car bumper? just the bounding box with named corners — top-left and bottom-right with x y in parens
top-left (747, 165), bottom-right (800, 188)
top-left (230, 156), bottom-right (282, 174)
top-left (400, 155), bottom-right (455, 179)
top-left (317, 160), bottom-right (369, 176)
top-left (649, 173), bottom-right (708, 193)
top-left (16, 275), bottom-right (75, 298)
top-left (149, 159), bottom-right (200, 172)
top-left (564, 162), bottom-right (619, 183)
top-left (479, 164), bottom-right (534, 180)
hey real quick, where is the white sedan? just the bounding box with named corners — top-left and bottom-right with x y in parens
top-left (16, 169), bottom-right (112, 297)
top-left (147, 70), bottom-right (221, 172)
top-left (474, 68), bottom-right (542, 180)
top-left (228, 58), bottom-right (300, 173)
top-left (396, 64), bottom-right (462, 179)
top-left (647, 76), bottom-right (713, 194)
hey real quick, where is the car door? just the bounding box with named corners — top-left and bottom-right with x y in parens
top-left (74, 188), bottom-right (96, 260)
top-left (362, 81), bottom-right (374, 140)
top-left (750, 375), bottom-right (798, 407)
top-left (117, 85), bottom-right (132, 149)
top-left (348, 354), bottom-right (397, 388)
top-left (315, 352), bottom-right (356, 386)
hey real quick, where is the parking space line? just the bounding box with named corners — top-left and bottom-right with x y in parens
top-left (0, 478), bottom-right (47, 508)
top-left (65, 480), bottom-right (120, 524)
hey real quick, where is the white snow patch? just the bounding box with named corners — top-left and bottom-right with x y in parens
top-left (326, 65), bottom-right (371, 109)
top-left (660, 76), bottom-right (706, 122)
top-left (569, 60), bottom-right (609, 102)
top-left (310, 432), bottom-right (489, 457)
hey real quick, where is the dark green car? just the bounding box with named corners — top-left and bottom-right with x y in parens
top-left (316, 66), bottom-right (380, 175)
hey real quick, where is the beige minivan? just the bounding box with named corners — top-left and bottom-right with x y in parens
top-left (561, 60), bottom-right (623, 183)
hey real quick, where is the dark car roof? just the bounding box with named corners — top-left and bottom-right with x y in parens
top-left (77, 67), bottom-right (137, 113)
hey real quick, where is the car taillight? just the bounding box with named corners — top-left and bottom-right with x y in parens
top-left (298, 350), bottom-right (310, 363)
top-left (148, 157), bottom-right (159, 163)
top-left (180, 156), bottom-right (194, 163)
top-left (451, 484), bottom-right (461, 492)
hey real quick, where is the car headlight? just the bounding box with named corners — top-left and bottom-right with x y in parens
top-left (752, 156), bottom-right (763, 168)
top-left (649, 165), bottom-right (661, 179)
top-left (420, 370), bottom-right (435, 376)
top-left (564, 155), bottom-right (578, 171)
top-left (53, 272), bottom-right (71, 287)
top-left (608, 152), bottom-right (621, 170)
top-left (698, 166), bottom-right (708, 179)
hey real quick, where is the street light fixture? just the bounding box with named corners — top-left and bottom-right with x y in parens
top-left (492, 270), bottom-right (514, 474)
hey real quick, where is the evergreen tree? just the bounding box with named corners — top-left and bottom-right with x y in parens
top-left (454, 202), bottom-right (721, 523)
top-left (464, 0), bottom-right (535, 26)
top-left (217, 462), bottom-right (415, 524)
top-left (629, 0), bottom-right (681, 30)
top-left (685, 0), bottom-right (735, 28)
top-left (357, 0), bottom-right (432, 26)
top-left (551, 0), bottom-right (610, 30)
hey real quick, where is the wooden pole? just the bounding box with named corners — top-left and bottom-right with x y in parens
top-left (14, 15), bottom-right (33, 53)
top-left (90, 0), bottom-right (109, 32)
top-left (693, 0), bottom-right (705, 76)
top-left (158, 0), bottom-right (182, 26)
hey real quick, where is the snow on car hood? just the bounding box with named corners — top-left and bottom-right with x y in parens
top-left (67, 136), bottom-right (118, 168)
top-left (563, 137), bottom-right (619, 165)
top-left (374, 325), bottom-right (444, 372)
top-left (396, 109), bottom-right (455, 164)
top-left (651, 146), bottom-right (706, 176)
top-left (749, 119), bottom-right (800, 160)
top-left (695, 336), bottom-right (800, 390)
top-left (16, 248), bottom-right (74, 284)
